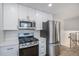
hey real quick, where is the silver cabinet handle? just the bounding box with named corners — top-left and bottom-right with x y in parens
top-left (7, 48), bottom-right (14, 50)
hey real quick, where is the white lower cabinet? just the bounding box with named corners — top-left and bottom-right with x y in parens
top-left (39, 38), bottom-right (46, 56)
top-left (0, 44), bottom-right (19, 56)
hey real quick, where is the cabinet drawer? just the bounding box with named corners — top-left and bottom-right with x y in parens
top-left (39, 43), bottom-right (46, 47)
top-left (39, 48), bottom-right (46, 52)
top-left (0, 45), bottom-right (19, 53)
top-left (39, 51), bottom-right (46, 56)
top-left (39, 40), bottom-right (46, 44)
top-left (39, 45), bottom-right (46, 48)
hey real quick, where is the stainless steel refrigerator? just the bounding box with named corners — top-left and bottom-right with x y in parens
top-left (43, 20), bottom-right (60, 56)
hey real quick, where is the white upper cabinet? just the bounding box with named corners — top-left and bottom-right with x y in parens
top-left (0, 3), bottom-right (3, 27)
top-left (18, 5), bottom-right (36, 21)
top-left (35, 10), bottom-right (43, 30)
top-left (26, 7), bottom-right (36, 21)
top-left (3, 3), bottom-right (18, 30)
top-left (40, 12), bottom-right (53, 22)
top-left (47, 14), bottom-right (53, 21)
top-left (18, 4), bottom-right (53, 30)
top-left (18, 5), bottom-right (28, 21)
top-left (35, 10), bottom-right (52, 30)
top-left (40, 12), bottom-right (48, 22)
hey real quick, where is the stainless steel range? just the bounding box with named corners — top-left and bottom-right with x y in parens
top-left (18, 32), bottom-right (38, 49)
top-left (18, 32), bottom-right (39, 56)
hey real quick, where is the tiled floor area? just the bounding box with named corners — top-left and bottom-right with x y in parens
top-left (60, 45), bottom-right (79, 56)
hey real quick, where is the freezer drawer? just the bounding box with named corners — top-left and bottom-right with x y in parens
top-left (49, 44), bottom-right (60, 56)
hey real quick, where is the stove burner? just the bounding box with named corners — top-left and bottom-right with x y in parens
top-left (19, 36), bottom-right (38, 44)
top-left (18, 32), bottom-right (38, 48)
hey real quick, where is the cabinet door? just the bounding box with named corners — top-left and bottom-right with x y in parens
top-left (41, 12), bottom-right (53, 22)
top-left (18, 4), bottom-right (27, 21)
top-left (35, 10), bottom-right (52, 30)
top-left (35, 10), bottom-right (43, 30)
top-left (47, 14), bottom-right (53, 21)
top-left (0, 45), bottom-right (19, 56)
top-left (3, 3), bottom-right (18, 30)
top-left (35, 19), bottom-right (42, 30)
top-left (39, 38), bottom-right (46, 56)
top-left (27, 7), bottom-right (36, 21)
top-left (40, 12), bottom-right (48, 22)
top-left (0, 3), bottom-right (2, 27)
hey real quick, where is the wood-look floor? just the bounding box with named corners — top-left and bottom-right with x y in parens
top-left (60, 45), bottom-right (79, 56)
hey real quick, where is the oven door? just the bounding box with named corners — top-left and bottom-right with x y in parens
top-left (19, 45), bottom-right (38, 56)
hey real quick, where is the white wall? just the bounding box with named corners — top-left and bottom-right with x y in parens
top-left (0, 27), bottom-right (4, 42)
top-left (4, 31), bottom-right (18, 41)
top-left (0, 3), bottom-right (4, 43)
top-left (2, 30), bottom-right (40, 44)
top-left (64, 16), bottom-right (79, 31)
top-left (63, 16), bottom-right (79, 47)
top-left (55, 16), bottom-right (79, 47)
top-left (0, 3), bottom-right (3, 27)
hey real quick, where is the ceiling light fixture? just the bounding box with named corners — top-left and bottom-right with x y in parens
top-left (48, 3), bottom-right (52, 7)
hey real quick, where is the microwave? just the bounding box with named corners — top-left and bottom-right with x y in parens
top-left (18, 21), bottom-right (35, 30)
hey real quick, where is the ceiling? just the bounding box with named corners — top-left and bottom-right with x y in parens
top-left (20, 3), bottom-right (79, 20)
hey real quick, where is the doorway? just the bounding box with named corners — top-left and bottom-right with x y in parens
top-left (60, 31), bottom-right (79, 56)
